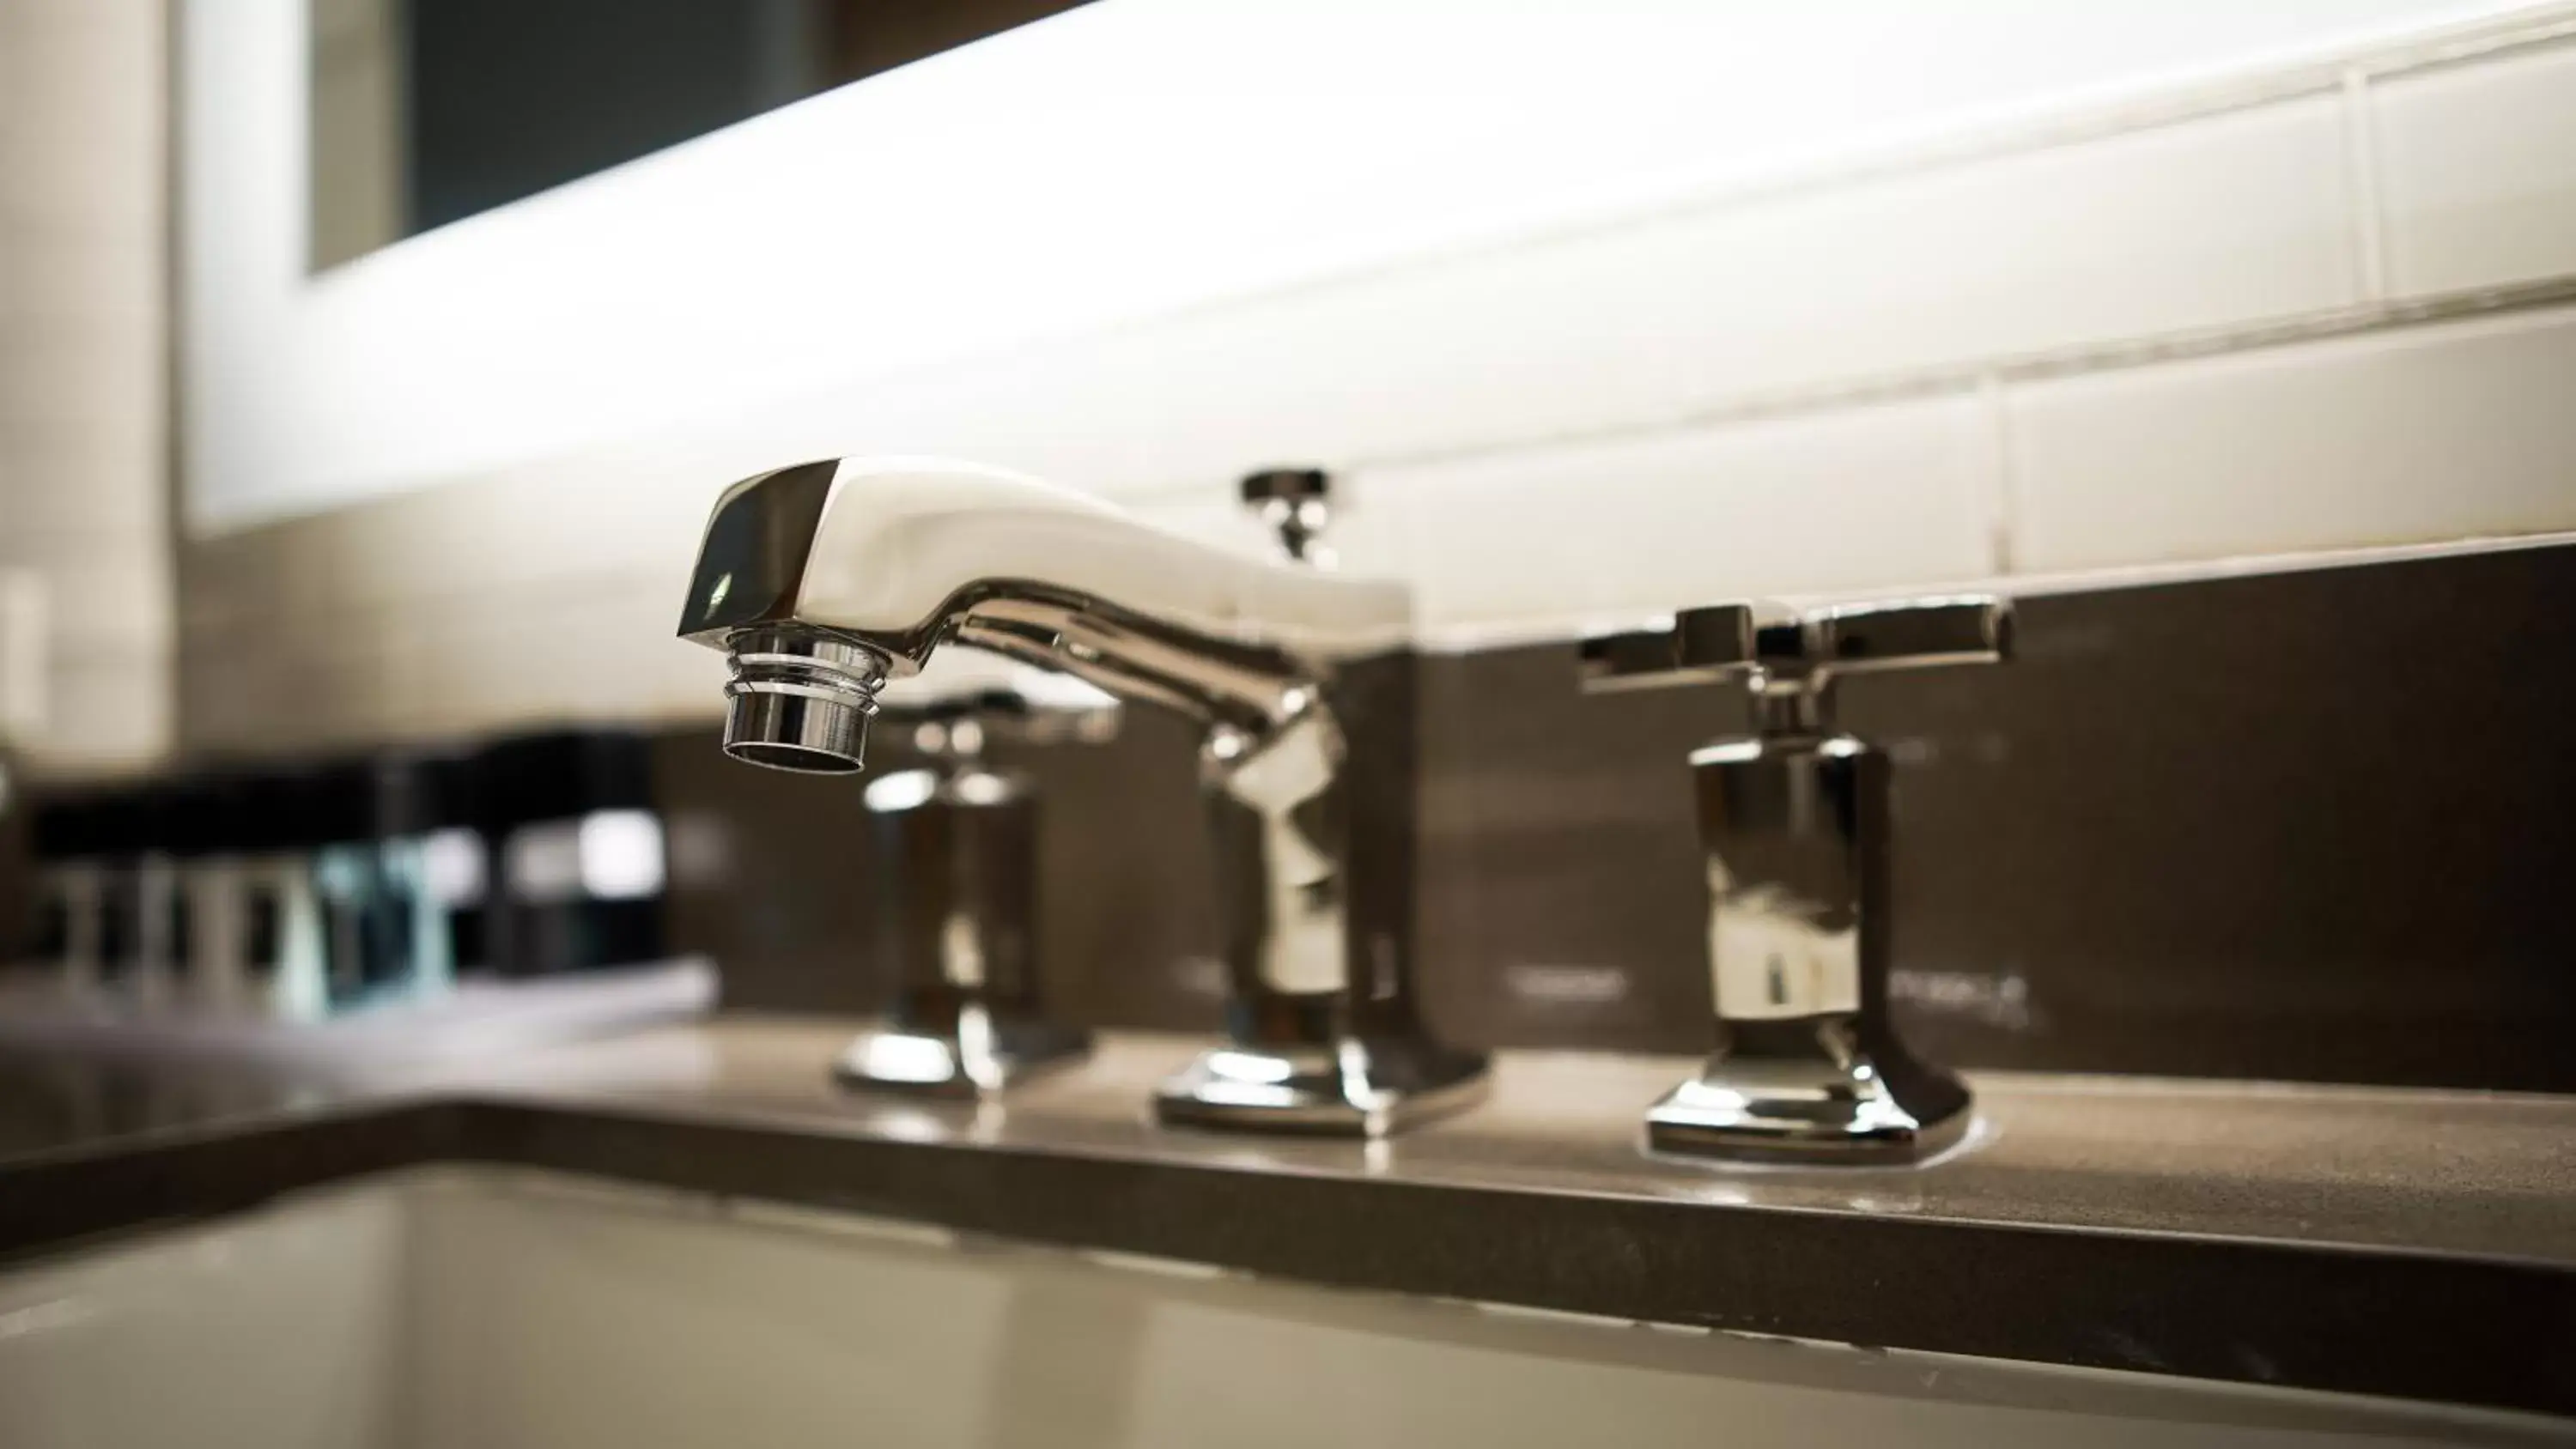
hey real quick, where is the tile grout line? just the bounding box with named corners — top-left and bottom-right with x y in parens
top-left (1978, 373), bottom-right (2019, 578)
top-left (1318, 278), bottom-right (2576, 485)
top-left (2340, 68), bottom-right (2391, 304)
top-left (1411, 530), bottom-right (2576, 654)
top-left (2349, 7), bottom-right (2576, 82)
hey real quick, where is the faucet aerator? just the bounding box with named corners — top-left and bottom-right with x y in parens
top-left (719, 627), bottom-right (891, 775)
top-left (723, 694), bottom-right (871, 774)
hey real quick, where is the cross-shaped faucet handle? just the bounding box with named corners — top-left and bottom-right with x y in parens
top-left (1582, 596), bottom-right (2010, 730)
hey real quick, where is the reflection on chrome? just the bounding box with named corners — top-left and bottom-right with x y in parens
top-left (832, 689), bottom-right (1091, 1100)
top-left (1201, 1049), bottom-right (1297, 1085)
top-left (681, 458), bottom-right (1485, 1134)
top-left (841, 1029), bottom-right (960, 1087)
top-left (867, 1106), bottom-right (956, 1146)
top-left (1188, 1080), bottom-right (1309, 1111)
top-left (1583, 596), bottom-right (2012, 1165)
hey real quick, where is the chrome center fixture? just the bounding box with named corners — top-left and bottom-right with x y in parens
top-left (677, 457), bottom-right (1488, 1136)
top-left (832, 665), bottom-right (1114, 1100)
top-left (1582, 595), bottom-right (2013, 1164)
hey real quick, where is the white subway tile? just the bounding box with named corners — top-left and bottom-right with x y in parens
top-left (1131, 220), bottom-right (1699, 489)
top-left (177, 531), bottom-right (283, 640)
top-left (380, 573), bottom-right (711, 744)
top-left (4, 0), bottom-right (160, 45)
top-left (819, 330), bottom-right (1164, 497)
top-left (2009, 304), bottom-right (2576, 572)
top-left (935, 94), bottom-right (2351, 497)
top-left (324, 483), bottom-right (489, 611)
top-left (570, 572), bottom-right (728, 721)
top-left (2374, 41), bottom-right (2576, 296)
top-left (0, 532), bottom-right (170, 652)
top-left (0, 427), bottom-right (165, 535)
top-left (333, 479), bottom-right (562, 612)
top-left (1372, 391), bottom-right (1997, 632)
top-left (370, 615), bottom-right (477, 749)
top-left (0, 17), bottom-right (161, 228)
top-left (213, 646), bottom-right (386, 756)
top-left (315, 461), bottom-right (680, 611)
top-left (384, 615), bottom-right (559, 744)
top-left (0, 327), bottom-right (159, 427)
top-left (33, 646), bottom-right (171, 773)
top-left (1671, 94), bottom-right (2359, 404)
top-left (0, 233), bottom-right (160, 329)
top-left (174, 624), bottom-right (270, 756)
top-left (0, 567), bottom-right (46, 745)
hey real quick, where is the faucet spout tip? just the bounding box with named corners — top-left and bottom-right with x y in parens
top-left (724, 692), bottom-right (872, 773)
top-left (720, 627), bottom-right (890, 774)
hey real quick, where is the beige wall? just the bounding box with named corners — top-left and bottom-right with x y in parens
top-left (0, 0), bottom-right (172, 778)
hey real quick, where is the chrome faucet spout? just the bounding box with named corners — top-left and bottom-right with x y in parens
top-left (679, 458), bottom-right (1403, 774)
top-left (677, 457), bottom-right (1487, 1137)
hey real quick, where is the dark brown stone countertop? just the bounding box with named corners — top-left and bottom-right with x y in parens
top-left (3, 1014), bottom-right (2573, 1419)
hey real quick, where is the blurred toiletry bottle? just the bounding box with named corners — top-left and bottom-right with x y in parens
top-left (481, 730), bottom-right (666, 976)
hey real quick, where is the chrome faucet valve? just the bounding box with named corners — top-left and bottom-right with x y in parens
top-left (1150, 464), bottom-right (1489, 1137)
top-left (1240, 467), bottom-right (1334, 566)
top-left (833, 665), bottom-right (1116, 1100)
top-left (1581, 595), bottom-right (2013, 1164)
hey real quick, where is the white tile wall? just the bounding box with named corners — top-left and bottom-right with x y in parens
top-left (819, 328), bottom-right (1169, 500)
top-left (42, 651), bottom-right (174, 771)
top-left (1126, 217), bottom-right (1709, 490)
top-left (0, 570), bottom-right (46, 745)
top-left (1668, 94), bottom-right (2363, 406)
top-left (2373, 39), bottom-right (2576, 296)
top-left (766, 91), bottom-right (2362, 507)
top-left (0, 0), bottom-right (170, 775)
top-left (2008, 303), bottom-right (2576, 571)
top-left (0, 322), bottom-right (163, 441)
top-left (0, 423), bottom-right (166, 539)
top-left (173, 5), bottom-right (2576, 748)
top-left (0, 532), bottom-right (171, 654)
top-left (350, 573), bottom-right (721, 755)
top-left (0, 233), bottom-right (161, 326)
top-left (0, 22), bottom-right (161, 233)
top-left (1371, 391), bottom-right (1997, 631)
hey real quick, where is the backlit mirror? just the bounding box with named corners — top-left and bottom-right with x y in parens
top-left (307, 0), bottom-right (1086, 270)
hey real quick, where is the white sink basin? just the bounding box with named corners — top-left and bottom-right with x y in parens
top-left (0, 1168), bottom-right (2554, 1448)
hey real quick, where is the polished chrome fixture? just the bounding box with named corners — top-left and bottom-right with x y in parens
top-left (680, 458), bottom-right (1487, 1134)
top-left (834, 666), bottom-right (1112, 1098)
top-left (1239, 467), bottom-right (1334, 566)
top-left (1583, 595), bottom-right (2012, 1164)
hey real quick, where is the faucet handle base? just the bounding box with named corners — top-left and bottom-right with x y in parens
top-left (1154, 1039), bottom-right (1490, 1138)
top-left (1643, 1023), bottom-right (1971, 1166)
top-left (831, 1008), bottom-right (1091, 1101)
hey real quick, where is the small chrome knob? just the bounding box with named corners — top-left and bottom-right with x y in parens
top-left (1239, 467), bottom-right (1334, 566)
top-left (1582, 595), bottom-right (2012, 1165)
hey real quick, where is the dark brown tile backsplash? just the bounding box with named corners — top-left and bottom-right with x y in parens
top-left (657, 705), bottom-right (1232, 1034)
top-left (658, 542), bottom-right (2576, 1092)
